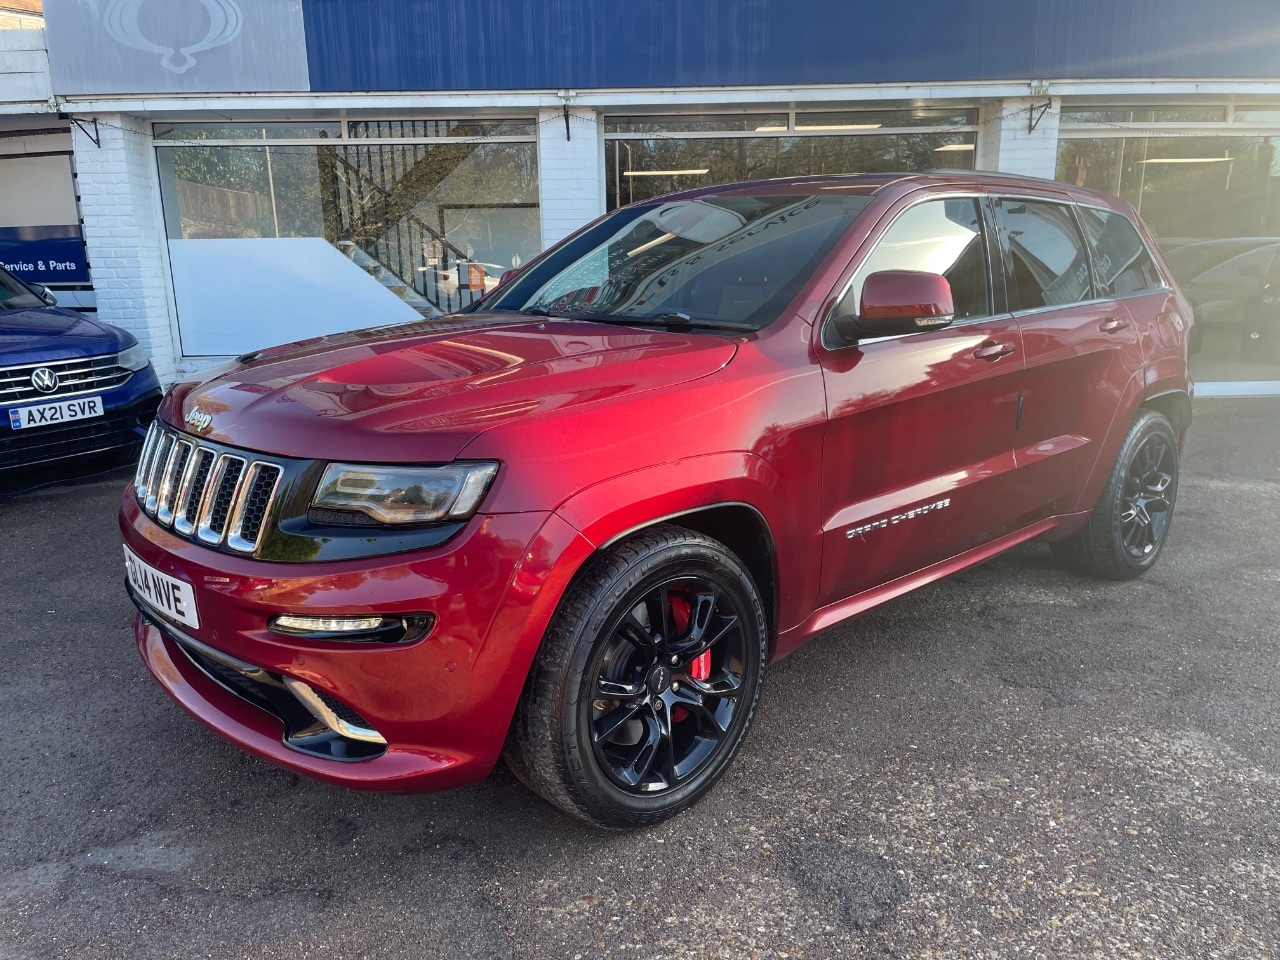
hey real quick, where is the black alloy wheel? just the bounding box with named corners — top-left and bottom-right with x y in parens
top-left (505, 525), bottom-right (767, 829)
top-left (588, 576), bottom-right (747, 794)
top-left (1120, 432), bottom-right (1175, 561)
top-left (1051, 409), bottom-right (1180, 580)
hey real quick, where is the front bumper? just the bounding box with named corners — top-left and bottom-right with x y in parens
top-left (121, 491), bottom-right (595, 792)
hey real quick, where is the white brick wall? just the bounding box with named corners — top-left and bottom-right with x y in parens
top-left (0, 28), bottom-right (53, 112)
top-left (536, 106), bottom-right (605, 250)
top-left (72, 113), bottom-right (179, 382)
top-left (977, 97), bottom-right (1062, 180)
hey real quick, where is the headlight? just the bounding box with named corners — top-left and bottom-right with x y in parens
top-left (118, 342), bottom-right (150, 371)
top-left (312, 461), bottom-right (499, 525)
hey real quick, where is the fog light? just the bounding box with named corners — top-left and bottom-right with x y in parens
top-left (269, 614), bottom-right (433, 644)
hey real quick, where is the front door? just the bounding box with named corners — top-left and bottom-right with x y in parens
top-left (815, 195), bottom-right (1024, 607)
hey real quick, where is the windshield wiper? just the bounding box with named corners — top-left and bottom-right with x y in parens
top-left (518, 305), bottom-right (551, 316)
top-left (559, 311), bottom-right (758, 332)
top-left (647, 312), bottom-right (758, 331)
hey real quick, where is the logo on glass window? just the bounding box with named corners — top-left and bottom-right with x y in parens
top-left (103, 0), bottom-right (243, 75)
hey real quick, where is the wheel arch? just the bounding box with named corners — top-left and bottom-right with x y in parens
top-left (600, 502), bottom-right (779, 648)
top-left (553, 453), bottom-right (806, 650)
top-left (1140, 388), bottom-right (1193, 434)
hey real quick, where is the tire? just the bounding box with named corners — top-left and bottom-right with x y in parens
top-left (1051, 409), bottom-right (1180, 580)
top-left (504, 525), bottom-right (768, 830)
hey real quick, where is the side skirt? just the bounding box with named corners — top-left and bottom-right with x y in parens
top-left (773, 511), bottom-right (1090, 660)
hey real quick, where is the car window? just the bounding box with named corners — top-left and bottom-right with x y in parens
top-left (0, 267), bottom-right (38, 309)
top-left (485, 194), bottom-right (872, 329)
top-left (995, 199), bottom-right (1093, 310)
top-left (1077, 206), bottom-right (1165, 296)
top-left (839, 198), bottom-right (992, 322)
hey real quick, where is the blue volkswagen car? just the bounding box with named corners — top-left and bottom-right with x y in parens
top-left (1, 265), bottom-right (161, 472)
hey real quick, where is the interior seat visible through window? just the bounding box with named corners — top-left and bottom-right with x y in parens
top-left (837, 197), bottom-right (992, 322)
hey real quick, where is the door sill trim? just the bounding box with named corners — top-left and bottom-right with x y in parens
top-left (776, 511), bottom-right (1089, 659)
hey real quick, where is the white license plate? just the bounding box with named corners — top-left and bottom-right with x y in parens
top-left (8, 395), bottom-right (104, 430)
top-left (124, 545), bottom-right (200, 629)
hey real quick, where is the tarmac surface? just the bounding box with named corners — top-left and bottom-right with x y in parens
top-left (1, 398), bottom-right (1277, 959)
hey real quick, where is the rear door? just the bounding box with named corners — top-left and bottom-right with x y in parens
top-left (1077, 203), bottom-right (1189, 391)
top-left (993, 196), bottom-right (1145, 525)
top-left (814, 194), bottom-right (1024, 606)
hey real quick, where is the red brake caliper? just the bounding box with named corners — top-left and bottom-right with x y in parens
top-left (690, 650), bottom-right (711, 681)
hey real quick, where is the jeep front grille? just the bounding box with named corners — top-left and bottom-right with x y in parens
top-left (134, 421), bottom-right (283, 554)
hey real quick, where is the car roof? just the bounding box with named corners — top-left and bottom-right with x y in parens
top-left (652, 170), bottom-right (1130, 210)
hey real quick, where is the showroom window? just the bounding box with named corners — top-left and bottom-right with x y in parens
top-left (154, 120), bottom-right (539, 356)
top-left (1057, 104), bottom-right (1280, 385)
top-left (604, 108), bottom-right (978, 210)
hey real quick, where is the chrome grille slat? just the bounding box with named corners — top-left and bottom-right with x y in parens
top-left (0, 354), bottom-right (119, 376)
top-left (155, 440), bottom-right (193, 526)
top-left (143, 433), bottom-right (174, 513)
top-left (136, 424), bottom-right (284, 554)
top-left (196, 455), bottom-right (247, 545)
top-left (0, 363), bottom-right (115, 381)
top-left (0, 353), bottom-right (132, 403)
top-left (173, 448), bottom-right (215, 536)
top-left (226, 463), bottom-right (283, 553)
top-left (134, 421), bottom-right (161, 496)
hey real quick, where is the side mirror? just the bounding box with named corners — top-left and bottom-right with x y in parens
top-left (830, 270), bottom-right (955, 341)
top-left (28, 282), bottom-right (57, 306)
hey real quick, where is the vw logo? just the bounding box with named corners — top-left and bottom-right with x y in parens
top-left (30, 367), bottom-right (59, 394)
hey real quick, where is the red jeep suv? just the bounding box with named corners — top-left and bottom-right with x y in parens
top-left (121, 172), bottom-right (1192, 828)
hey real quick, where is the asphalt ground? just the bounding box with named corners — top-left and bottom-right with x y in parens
top-left (1, 398), bottom-right (1278, 959)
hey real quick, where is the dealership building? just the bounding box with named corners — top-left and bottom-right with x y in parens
top-left (2, 0), bottom-right (1279, 394)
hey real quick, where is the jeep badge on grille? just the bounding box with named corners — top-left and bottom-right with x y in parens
top-left (184, 406), bottom-right (213, 434)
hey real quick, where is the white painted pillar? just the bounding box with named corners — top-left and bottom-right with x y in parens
top-left (976, 97), bottom-right (1062, 180)
top-left (72, 113), bottom-right (179, 382)
top-left (536, 106), bottom-right (606, 251)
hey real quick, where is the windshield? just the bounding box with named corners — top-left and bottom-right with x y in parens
top-left (484, 194), bottom-right (872, 329)
top-left (0, 267), bottom-right (40, 310)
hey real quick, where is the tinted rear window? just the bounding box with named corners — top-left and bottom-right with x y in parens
top-left (1078, 207), bottom-right (1165, 296)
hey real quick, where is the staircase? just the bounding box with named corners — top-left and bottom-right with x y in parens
top-left (326, 147), bottom-right (491, 316)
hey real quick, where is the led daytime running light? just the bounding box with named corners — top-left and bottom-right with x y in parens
top-left (274, 615), bottom-right (386, 633)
